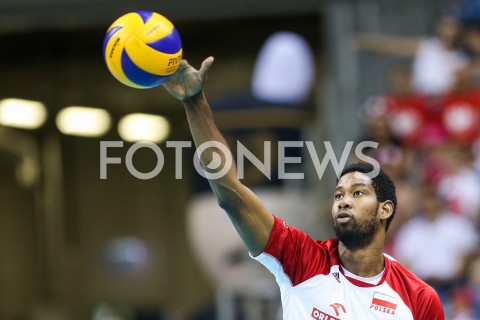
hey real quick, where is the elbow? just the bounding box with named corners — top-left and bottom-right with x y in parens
top-left (217, 193), bottom-right (240, 212)
top-left (215, 184), bottom-right (245, 213)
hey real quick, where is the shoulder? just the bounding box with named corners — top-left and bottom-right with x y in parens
top-left (256, 217), bottom-right (341, 286)
top-left (266, 216), bottom-right (339, 258)
top-left (386, 254), bottom-right (433, 291)
top-left (385, 255), bottom-right (445, 318)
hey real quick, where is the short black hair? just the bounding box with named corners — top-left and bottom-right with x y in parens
top-left (337, 162), bottom-right (397, 232)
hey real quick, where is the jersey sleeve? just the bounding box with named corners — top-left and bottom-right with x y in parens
top-left (252, 216), bottom-right (334, 287)
top-left (387, 258), bottom-right (445, 320)
top-left (413, 286), bottom-right (445, 320)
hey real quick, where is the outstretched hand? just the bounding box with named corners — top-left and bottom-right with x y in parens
top-left (162, 56), bottom-right (214, 101)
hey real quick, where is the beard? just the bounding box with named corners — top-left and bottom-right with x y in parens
top-left (333, 205), bottom-right (380, 250)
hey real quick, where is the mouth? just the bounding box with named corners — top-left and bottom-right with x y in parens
top-left (335, 212), bottom-right (352, 224)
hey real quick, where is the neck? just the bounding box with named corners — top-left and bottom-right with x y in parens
top-left (338, 233), bottom-right (385, 277)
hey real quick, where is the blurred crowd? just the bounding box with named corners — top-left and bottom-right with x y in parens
top-left (356, 4), bottom-right (480, 319)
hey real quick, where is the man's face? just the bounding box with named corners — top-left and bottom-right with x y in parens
top-left (332, 171), bottom-right (381, 250)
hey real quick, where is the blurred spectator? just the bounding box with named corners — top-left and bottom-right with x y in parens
top-left (359, 64), bottom-right (451, 150)
top-left (383, 177), bottom-right (419, 255)
top-left (393, 186), bottom-right (479, 302)
top-left (353, 15), bottom-right (469, 96)
top-left (381, 66), bottom-right (429, 147)
top-left (445, 252), bottom-right (480, 319)
top-left (436, 144), bottom-right (480, 221)
top-left (358, 100), bottom-right (417, 184)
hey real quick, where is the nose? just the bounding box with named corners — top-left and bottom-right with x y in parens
top-left (338, 195), bottom-right (352, 210)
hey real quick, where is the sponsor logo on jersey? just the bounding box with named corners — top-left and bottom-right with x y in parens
top-left (329, 303), bottom-right (346, 316)
top-left (332, 272), bottom-right (341, 283)
top-left (311, 303), bottom-right (345, 319)
top-left (311, 307), bottom-right (340, 320)
top-left (370, 292), bottom-right (397, 315)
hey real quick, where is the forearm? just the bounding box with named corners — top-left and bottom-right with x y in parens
top-left (181, 90), bottom-right (274, 255)
top-left (182, 91), bottom-right (240, 199)
top-left (183, 91), bottom-right (233, 166)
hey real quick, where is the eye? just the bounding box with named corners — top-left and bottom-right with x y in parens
top-left (334, 193), bottom-right (343, 200)
top-left (353, 190), bottom-right (364, 197)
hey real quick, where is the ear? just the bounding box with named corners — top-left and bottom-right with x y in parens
top-left (378, 200), bottom-right (394, 221)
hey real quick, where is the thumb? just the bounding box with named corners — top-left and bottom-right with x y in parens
top-left (198, 56), bottom-right (214, 82)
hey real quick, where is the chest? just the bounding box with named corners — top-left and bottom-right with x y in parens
top-left (282, 272), bottom-right (414, 320)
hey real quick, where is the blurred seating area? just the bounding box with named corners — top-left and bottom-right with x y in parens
top-left (355, 2), bottom-right (480, 318)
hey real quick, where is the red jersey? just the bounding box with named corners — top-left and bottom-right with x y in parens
top-left (253, 217), bottom-right (445, 320)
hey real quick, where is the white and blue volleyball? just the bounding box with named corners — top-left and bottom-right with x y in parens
top-left (103, 11), bottom-right (183, 89)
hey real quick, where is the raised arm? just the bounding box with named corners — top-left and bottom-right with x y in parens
top-left (352, 33), bottom-right (421, 58)
top-left (162, 57), bottom-right (274, 256)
